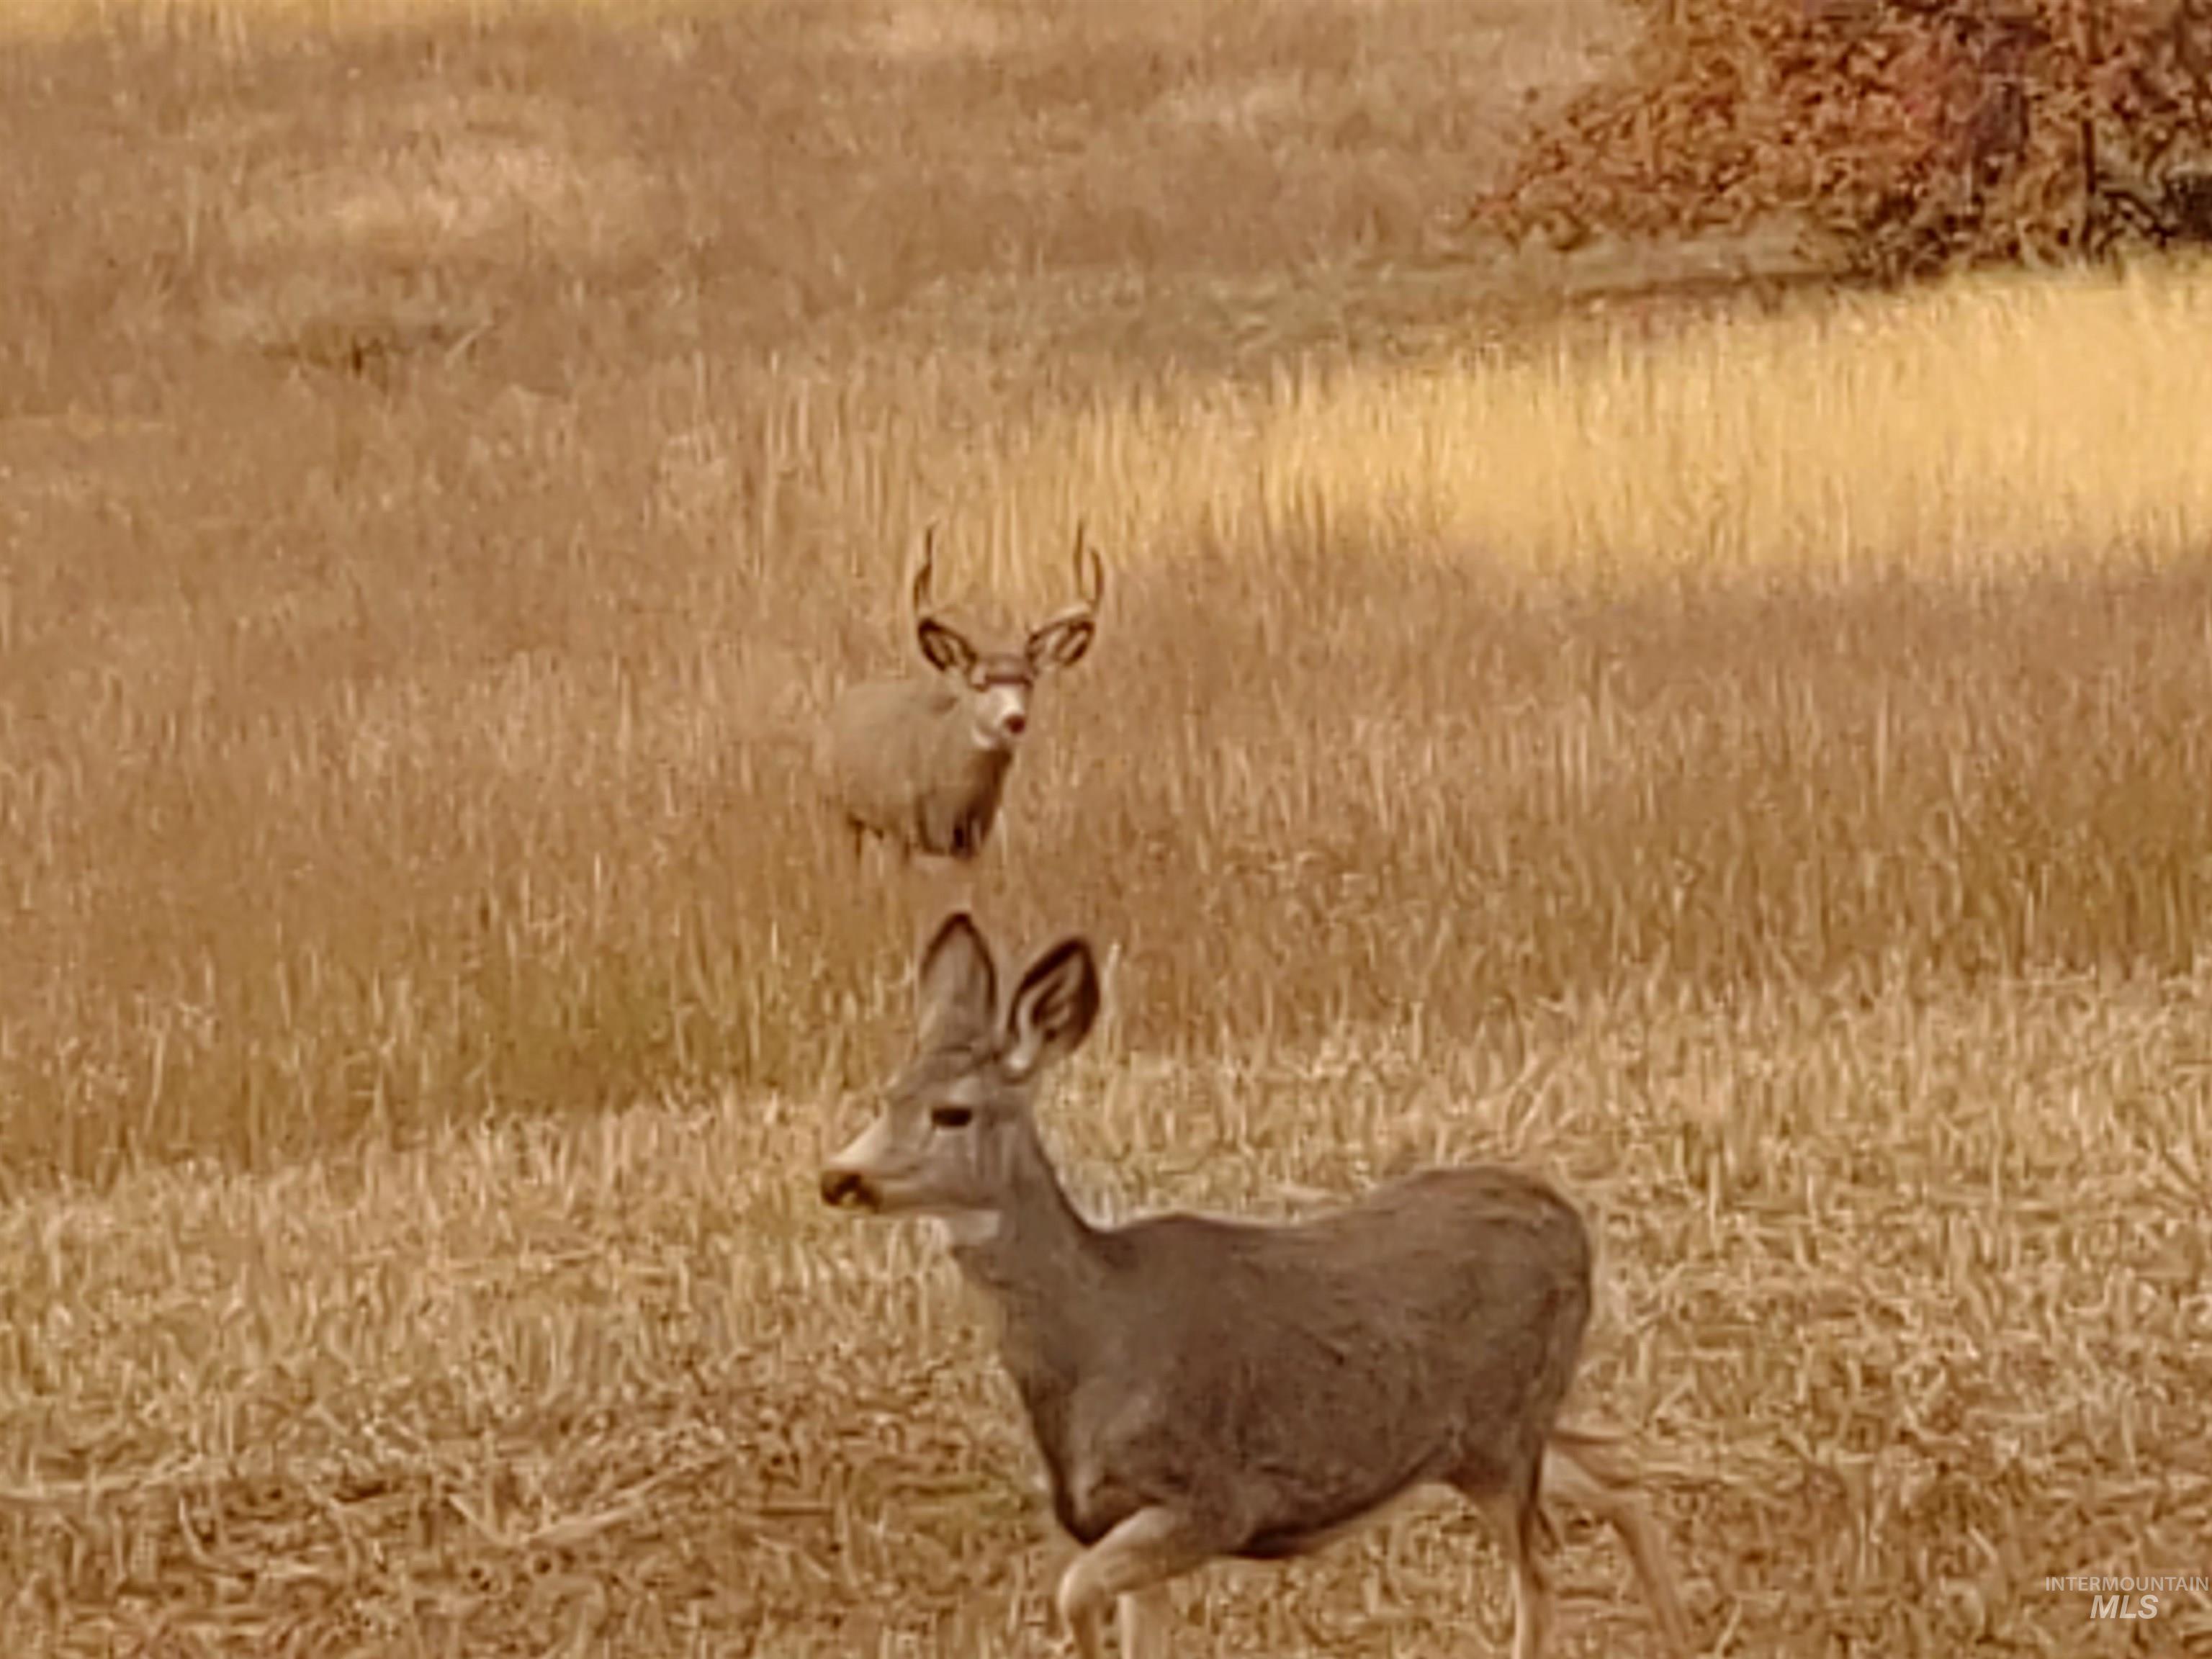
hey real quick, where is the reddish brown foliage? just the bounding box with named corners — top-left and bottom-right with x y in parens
top-left (1483, 0), bottom-right (2212, 279)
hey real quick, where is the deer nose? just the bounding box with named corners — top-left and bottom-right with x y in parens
top-left (1003, 711), bottom-right (1028, 737)
top-left (820, 1168), bottom-right (871, 1208)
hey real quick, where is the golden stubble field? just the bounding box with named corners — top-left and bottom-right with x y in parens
top-left (1, 0), bottom-right (2208, 1653)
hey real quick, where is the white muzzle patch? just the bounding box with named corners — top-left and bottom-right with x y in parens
top-left (973, 683), bottom-right (1031, 751)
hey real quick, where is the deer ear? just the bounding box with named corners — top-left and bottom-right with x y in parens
top-left (1004, 938), bottom-right (1100, 1079)
top-left (1026, 615), bottom-right (1095, 673)
top-left (917, 619), bottom-right (979, 675)
top-left (917, 912), bottom-right (998, 1052)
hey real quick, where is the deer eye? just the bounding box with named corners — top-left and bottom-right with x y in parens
top-left (930, 1105), bottom-right (974, 1131)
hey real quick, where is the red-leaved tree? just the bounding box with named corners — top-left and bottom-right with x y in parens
top-left (1480, 0), bottom-right (2212, 281)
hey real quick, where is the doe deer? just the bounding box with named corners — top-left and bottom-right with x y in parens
top-left (820, 914), bottom-right (1691, 1658)
top-left (816, 526), bottom-right (1103, 865)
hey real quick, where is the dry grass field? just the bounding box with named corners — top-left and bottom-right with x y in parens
top-left (1, 0), bottom-right (2209, 1653)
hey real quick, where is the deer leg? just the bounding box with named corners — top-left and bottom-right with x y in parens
top-left (1115, 1585), bottom-right (1174, 1659)
top-left (1463, 1463), bottom-right (1552, 1659)
top-left (1542, 1431), bottom-right (1691, 1655)
top-left (1055, 1508), bottom-right (1213, 1659)
top-left (1511, 1531), bottom-right (1554, 1659)
top-left (1505, 1473), bottom-right (1555, 1659)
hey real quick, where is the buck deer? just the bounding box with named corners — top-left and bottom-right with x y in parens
top-left (820, 914), bottom-right (1692, 1659)
top-left (816, 526), bottom-right (1103, 866)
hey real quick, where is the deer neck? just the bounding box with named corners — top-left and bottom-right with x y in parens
top-left (949, 718), bottom-right (1017, 777)
top-left (948, 1118), bottom-right (1115, 1380)
top-left (948, 1122), bottom-right (1141, 1541)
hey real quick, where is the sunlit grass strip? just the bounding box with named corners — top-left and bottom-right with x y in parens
top-left (963, 261), bottom-right (2212, 595)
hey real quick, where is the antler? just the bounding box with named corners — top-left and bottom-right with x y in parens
top-left (1075, 519), bottom-right (1104, 611)
top-left (910, 523), bottom-right (985, 675)
top-left (912, 523), bottom-right (940, 620)
top-left (1020, 521), bottom-right (1105, 673)
top-left (1069, 518), bottom-right (1105, 614)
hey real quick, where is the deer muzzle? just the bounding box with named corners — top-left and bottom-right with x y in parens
top-left (972, 682), bottom-right (1031, 751)
top-left (819, 1166), bottom-right (878, 1209)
